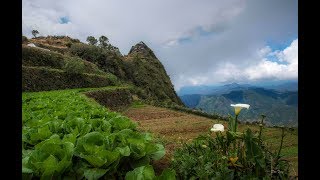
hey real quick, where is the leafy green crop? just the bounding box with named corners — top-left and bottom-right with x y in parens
top-left (125, 165), bottom-right (176, 180)
top-left (22, 88), bottom-right (167, 179)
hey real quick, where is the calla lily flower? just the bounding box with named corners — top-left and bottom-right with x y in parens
top-left (231, 104), bottom-right (250, 116)
top-left (210, 124), bottom-right (224, 132)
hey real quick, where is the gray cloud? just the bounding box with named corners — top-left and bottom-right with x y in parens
top-left (22, 0), bottom-right (297, 90)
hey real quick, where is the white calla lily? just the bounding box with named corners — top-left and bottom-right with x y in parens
top-left (230, 104), bottom-right (250, 116)
top-left (210, 124), bottom-right (224, 132)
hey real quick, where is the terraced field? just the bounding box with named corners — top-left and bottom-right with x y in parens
top-left (22, 86), bottom-right (298, 178)
top-left (123, 105), bottom-right (298, 176)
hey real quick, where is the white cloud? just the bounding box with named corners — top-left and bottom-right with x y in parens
top-left (173, 38), bottom-right (298, 90)
top-left (22, 0), bottom-right (297, 90)
top-left (276, 39), bottom-right (298, 64)
top-left (244, 39), bottom-right (298, 80)
top-left (164, 39), bottom-right (179, 47)
top-left (23, 0), bottom-right (245, 53)
top-left (258, 46), bottom-right (272, 58)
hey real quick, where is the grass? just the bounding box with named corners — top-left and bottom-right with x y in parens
top-left (123, 103), bottom-right (298, 177)
top-left (130, 101), bottom-right (146, 108)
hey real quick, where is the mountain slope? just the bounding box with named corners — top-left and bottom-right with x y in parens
top-left (180, 87), bottom-right (298, 126)
top-left (123, 41), bottom-right (183, 106)
top-left (22, 36), bottom-right (183, 106)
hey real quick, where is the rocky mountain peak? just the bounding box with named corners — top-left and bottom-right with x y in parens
top-left (128, 41), bottom-right (157, 58)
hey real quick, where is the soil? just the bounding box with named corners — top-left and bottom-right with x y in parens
top-left (123, 105), bottom-right (221, 175)
top-left (85, 90), bottom-right (133, 112)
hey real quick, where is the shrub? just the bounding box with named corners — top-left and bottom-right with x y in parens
top-left (22, 45), bottom-right (108, 75)
top-left (63, 57), bottom-right (85, 75)
top-left (81, 60), bottom-right (107, 75)
top-left (86, 36), bottom-right (98, 45)
top-left (69, 43), bottom-right (106, 65)
top-left (22, 36), bottom-right (28, 43)
top-left (66, 42), bottom-right (72, 48)
top-left (171, 114), bottom-right (291, 179)
top-left (99, 35), bottom-right (109, 48)
top-left (70, 38), bottom-right (80, 43)
top-left (22, 46), bottom-right (64, 69)
top-left (69, 43), bottom-right (127, 79)
top-left (22, 66), bottom-right (117, 92)
top-left (32, 30), bottom-right (39, 38)
top-left (85, 89), bottom-right (133, 112)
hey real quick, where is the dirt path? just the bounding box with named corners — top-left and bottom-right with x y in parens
top-left (123, 105), bottom-right (223, 174)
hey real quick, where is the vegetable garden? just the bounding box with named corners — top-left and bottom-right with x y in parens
top-left (22, 87), bottom-right (175, 179)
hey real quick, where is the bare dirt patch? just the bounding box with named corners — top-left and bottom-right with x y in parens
top-left (123, 105), bottom-right (220, 174)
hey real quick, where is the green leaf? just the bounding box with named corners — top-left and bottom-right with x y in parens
top-left (63, 133), bottom-right (77, 144)
top-left (130, 156), bottom-right (150, 169)
top-left (82, 154), bottom-right (108, 168)
top-left (83, 168), bottom-right (107, 180)
top-left (28, 136), bottom-right (74, 177)
top-left (80, 150), bottom-right (120, 167)
top-left (228, 116), bottom-right (235, 132)
top-left (125, 165), bottom-right (155, 180)
top-left (75, 132), bottom-right (120, 167)
top-left (147, 144), bottom-right (165, 160)
top-left (155, 168), bottom-right (176, 180)
top-left (110, 116), bottom-right (136, 131)
top-left (115, 146), bottom-right (131, 156)
top-left (28, 125), bottom-right (53, 145)
top-left (22, 156), bottom-right (33, 174)
top-left (42, 155), bottom-right (59, 174)
top-left (142, 133), bottom-right (152, 141)
top-left (127, 138), bottom-right (146, 159)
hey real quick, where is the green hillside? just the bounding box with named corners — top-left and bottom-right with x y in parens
top-left (181, 88), bottom-right (298, 126)
top-left (123, 42), bottom-right (183, 106)
top-left (22, 35), bottom-right (298, 179)
top-left (23, 36), bottom-right (182, 106)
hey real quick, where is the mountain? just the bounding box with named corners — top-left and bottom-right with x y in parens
top-left (179, 94), bottom-right (202, 108)
top-left (209, 83), bottom-right (253, 95)
top-left (123, 41), bottom-right (183, 105)
top-left (178, 85), bottom-right (220, 95)
top-left (262, 81), bottom-right (298, 92)
top-left (178, 83), bottom-right (254, 96)
top-left (180, 85), bottom-right (298, 126)
top-left (178, 81), bottom-right (298, 96)
top-left (22, 36), bottom-right (183, 106)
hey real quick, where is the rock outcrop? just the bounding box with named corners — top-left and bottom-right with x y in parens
top-left (124, 41), bottom-right (184, 106)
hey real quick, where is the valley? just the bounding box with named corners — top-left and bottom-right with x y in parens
top-left (22, 35), bottom-right (298, 179)
top-left (180, 83), bottom-right (298, 126)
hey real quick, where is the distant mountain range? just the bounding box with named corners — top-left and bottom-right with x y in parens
top-left (179, 82), bottom-right (298, 126)
top-left (178, 81), bottom-right (297, 95)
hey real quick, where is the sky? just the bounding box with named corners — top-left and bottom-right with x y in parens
top-left (22, 0), bottom-right (298, 91)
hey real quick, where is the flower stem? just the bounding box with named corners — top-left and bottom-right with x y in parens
top-left (234, 114), bottom-right (238, 132)
top-left (276, 127), bottom-right (285, 160)
top-left (258, 115), bottom-right (266, 142)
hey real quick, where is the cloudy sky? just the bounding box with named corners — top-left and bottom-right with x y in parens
top-left (22, 0), bottom-right (298, 90)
